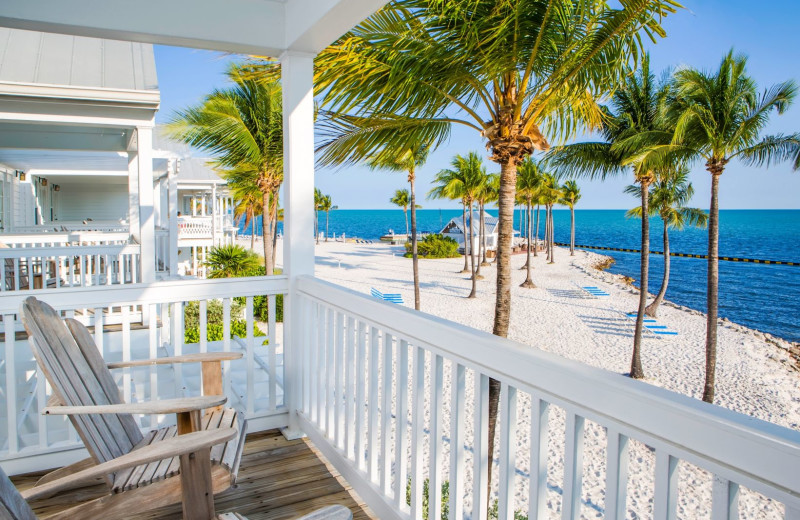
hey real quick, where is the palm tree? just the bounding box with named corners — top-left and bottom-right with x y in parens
top-left (318, 193), bottom-right (334, 242)
top-left (369, 144), bottom-right (430, 311)
top-left (167, 65), bottom-right (283, 275)
top-left (314, 188), bottom-right (324, 245)
top-left (473, 170), bottom-right (497, 279)
top-left (625, 167), bottom-right (707, 317)
top-left (204, 244), bottom-right (260, 278)
top-left (390, 189), bottom-right (412, 237)
top-left (560, 180), bottom-right (582, 256)
top-left (230, 180), bottom-right (262, 252)
top-left (656, 51), bottom-right (798, 402)
top-left (538, 173), bottom-right (562, 264)
top-left (251, 0), bottom-right (679, 504)
top-left (516, 158), bottom-right (543, 288)
top-left (549, 55), bottom-right (673, 380)
top-left (429, 152), bottom-right (485, 298)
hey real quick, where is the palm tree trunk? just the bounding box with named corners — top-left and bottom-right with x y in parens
top-left (480, 201), bottom-right (490, 267)
top-left (475, 204), bottom-right (483, 278)
top-left (410, 174), bottom-right (421, 311)
top-left (325, 210), bottom-right (330, 242)
top-left (250, 218), bottom-right (255, 251)
top-left (262, 191), bottom-right (273, 275)
top-left (461, 203), bottom-right (470, 273)
top-left (703, 172), bottom-right (721, 403)
top-left (534, 204), bottom-right (540, 257)
top-left (631, 177), bottom-right (650, 380)
top-left (315, 208), bottom-right (319, 245)
top-left (645, 219), bottom-right (670, 317)
top-left (549, 205), bottom-right (555, 264)
top-left (404, 208), bottom-right (409, 238)
top-left (468, 202), bottom-right (478, 298)
top-left (570, 205), bottom-right (575, 256)
top-left (521, 201), bottom-right (535, 288)
top-left (488, 159), bottom-right (517, 503)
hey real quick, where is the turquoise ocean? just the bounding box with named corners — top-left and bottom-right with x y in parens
top-left (242, 209), bottom-right (800, 343)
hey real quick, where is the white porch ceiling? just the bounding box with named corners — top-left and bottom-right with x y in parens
top-left (0, 0), bottom-right (390, 56)
top-left (0, 149), bottom-right (169, 177)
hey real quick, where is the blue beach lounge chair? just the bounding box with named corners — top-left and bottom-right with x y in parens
top-left (370, 288), bottom-right (404, 304)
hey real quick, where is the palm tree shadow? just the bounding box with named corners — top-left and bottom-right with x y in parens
top-left (577, 314), bottom-right (633, 337)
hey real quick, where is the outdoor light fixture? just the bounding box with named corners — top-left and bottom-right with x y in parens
top-left (17, 170), bottom-right (26, 181)
top-left (41, 178), bottom-right (47, 186)
top-left (54, 185), bottom-right (60, 192)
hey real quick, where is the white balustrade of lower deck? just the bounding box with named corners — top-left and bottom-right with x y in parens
top-left (292, 276), bottom-right (800, 520)
top-left (1, 244), bottom-right (142, 291)
top-left (0, 276), bottom-right (287, 474)
top-left (0, 274), bottom-right (798, 519)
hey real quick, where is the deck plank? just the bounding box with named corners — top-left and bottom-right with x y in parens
top-left (13, 430), bottom-right (376, 520)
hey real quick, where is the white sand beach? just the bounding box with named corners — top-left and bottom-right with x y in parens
top-left (248, 236), bottom-right (800, 518)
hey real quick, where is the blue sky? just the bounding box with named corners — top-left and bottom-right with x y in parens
top-left (154, 1), bottom-right (800, 210)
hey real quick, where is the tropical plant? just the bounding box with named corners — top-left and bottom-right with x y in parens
top-left (369, 143), bottom-right (430, 311)
top-left (429, 152), bottom-right (485, 298)
top-left (473, 170), bottom-right (498, 278)
top-left (390, 189), bottom-right (412, 237)
top-left (405, 234), bottom-right (460, 258)
top-left (560, 180), bottom-right (582, 256)
top-left (314, 188), bottom-right (324, 244)
top-left (204, 245), bottom-right (261, 278)
top-left (167, 65), bottom-right (283, 275)
top-left (625, 167), bottom-right (707, 317)
top-left (230, 179), bottom-right (262, 251)
top-left (249, 0), bottom-right (679, 503)
top-left (548, 55), bottom-right (673, 380)
top-left (651, 51), bottom-right (799, 402)
top-left (516, 159), bottom-right (543, 288)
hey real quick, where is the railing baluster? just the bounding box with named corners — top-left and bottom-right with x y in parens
top-left (104, 253), bottom-right (111, 285)
top-left (13, 258), bottom-right (19, 290)
top-left (368, 326), bottom-right (380, 481)
top-left (653, 449), bottom-right (678, 520)
top-left (380, 331), bottom-right (393, 495)
top-left (334, 311), bottom-right (344, 448)
top-left (355, 321), bottom-right (367, 471)
top-left (498, 383), bottom-right (518, 520)
top-left (315, 303), bottom-right (326, 428)
top-left (529, 397), bottom-right (551, 520)
top-left (711, 475), bottom-right (739, 520)
top-left (268, 294), bottom-right (277, 410)
top-left (148, 303), bottom-right (158, 428)
top-left (410, 345), bottom-right (426, 519)
top-left (121, 305), bottom-right (132, 404)
top-left (562, 411), bottom-right (586, 520)
top-left (199, 300), bottom-right (208, 353)
top-left (222, 298), bottom-right (231, 403)
top-left (787, 506), bottom-right (800, 520)
top-left (171, 301), bottom-right (184, 397)
top-left (605, 427), bottom-right (629, 520)
top-left (449, 362), bottom-right (466, 520)
top-left (429, 354), bottom-right (444, 520)
top-left (4, 313), bottom-right (18, 453)
top-left (344, 316), bottom-right (355, 459)
top-left (245, 296), bottom-right (255, 415)
top-left (37, 365), bottom-right (48, 447)
top-left (473, 373), bottom-right (490, 520)
top-left (326, 307), bottom-right (334, 437)
top-left (394, 339), bottom-right (409, 510)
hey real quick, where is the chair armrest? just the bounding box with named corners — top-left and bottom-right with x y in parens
top-left (42, 395), bottom-right (227, 416)
top-left (107, 352), bottom-right (243, 369)
top-left (22, 427), bottom-right (238, 501)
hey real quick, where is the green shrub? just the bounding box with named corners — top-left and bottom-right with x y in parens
top-left (184, 300), bottom-right (266, 345)
top-left (238, 266), bottom-right (284, 322)
top-left (404, 478), bottom-right (526, 520)
top-left (404, 234), bottom-right (460, 259)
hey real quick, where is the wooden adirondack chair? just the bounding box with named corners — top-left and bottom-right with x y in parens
top-left (19, 296), bottom-right (249, 520)
top-left (0, 437), bottom-right (354, 520)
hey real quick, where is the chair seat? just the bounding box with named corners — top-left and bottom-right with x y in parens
top-left (112, 408), bottom-right (246, 493)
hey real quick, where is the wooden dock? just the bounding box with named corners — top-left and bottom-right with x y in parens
top-left (13, 430), bottom-right (377, 520)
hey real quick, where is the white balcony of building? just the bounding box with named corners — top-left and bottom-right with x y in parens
top-left (0, 2), bottom-right (797, 520)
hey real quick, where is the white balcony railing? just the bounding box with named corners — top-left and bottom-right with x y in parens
top-left (0, 232), bottom-right (131, 247)
top-left (12, 222), bottom-right (130, 234)
top-left (0, 276), bottom-right (287, 474)
top-left (1, 244), bottom-right (141, 291)
top-left (178, 216), bottom-right (213, 239)
top-left (293, 276), bottom-right (800, 520)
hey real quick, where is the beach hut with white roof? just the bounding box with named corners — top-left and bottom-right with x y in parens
top-left (0, 2), bottom-right (797, 519)
top-left (440, 209), bottom-right (504, 254)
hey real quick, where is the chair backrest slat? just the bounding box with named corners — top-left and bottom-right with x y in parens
top-left (21, 297), bottom-right (142, 464)
top-left (0, 467), bottom-right (37, 520)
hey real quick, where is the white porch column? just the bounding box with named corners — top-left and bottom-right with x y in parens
top-left (127, 151), bottom-right (140, 240)
top-left (136, 126), bottom-right (156, 283)
top-left (168, 158), bottom-right (179, 277)
top-left (281, 51), bottom-right (315, 438)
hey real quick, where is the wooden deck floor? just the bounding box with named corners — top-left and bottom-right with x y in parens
top-left (13, 430), bottom-right (377, 520)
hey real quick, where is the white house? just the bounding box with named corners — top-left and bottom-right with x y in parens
top-left (440, 210), bottom-right (514, 254)
top-left (0, 3), bottom-right (797, 520)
